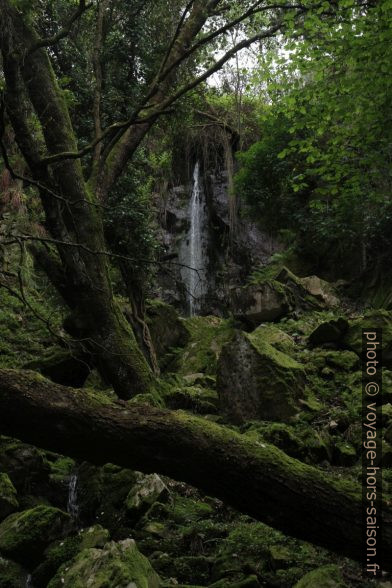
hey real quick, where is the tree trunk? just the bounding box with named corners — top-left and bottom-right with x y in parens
top-left (0, 368), bottom-right (390, 570)
top-left (0, 1), bottom-right (153, 398)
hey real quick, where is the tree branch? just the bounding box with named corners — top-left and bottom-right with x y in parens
top-left (27, 0), bottom-right (93, 56)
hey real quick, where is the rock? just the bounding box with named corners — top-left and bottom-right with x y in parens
top-left (23, 349), bottom-right (91, 387)
top-left (0, 437), bottom-right (50, 494)
top-left (308, 318), bottom-right (348, 347)
top-left (125, 474), bottom-right (169, 519)
top-left (146, 300), bottom-right (190, 369)
top-left (343, 310), bottom-right (392, 367)
top-left (162, 386), bottom-right (219, 415)
top-left (217, 330), bottom-right (305, 424)
top-left (275, 268), bottom-right (323, 310)
top-left (32, 525), bottom-right (110, 587)
top-left (177, 316), bottom-right (234, 376)
top-left (268, 545), bottom-right (294, 570)
top-left (300, 275), bottom-right (340, 308)
top-left (47, 539), bottom-right (161, 588)
top-left (231, 280), bottom-right (293, 326)
top-left (0, 556), bottom-right (27, 588)
top-left (0, 474), bottom-right (18, 521)
top-left (0, 505), bottom-right (71, 566)
top-left (294, 564), bottom-right (347, 587)
top-left (333, 442), bottom-right (357, 466)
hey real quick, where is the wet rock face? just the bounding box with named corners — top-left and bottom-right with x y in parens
top-left (155, 166), bottom-right (282, 316)
top-left (217, 331), bottom-right (305, 424)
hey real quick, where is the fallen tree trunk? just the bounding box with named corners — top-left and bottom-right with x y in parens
top-left (0, 368), bottom-right (390, 569)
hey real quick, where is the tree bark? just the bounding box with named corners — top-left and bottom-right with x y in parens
top-left (0, 1), bottom-right (153, 398)
top-left (0, 368), bottom-right (391, 570)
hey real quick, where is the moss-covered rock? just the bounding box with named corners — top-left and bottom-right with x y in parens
top-left (126, 474), bottom-right (169, 519)
top-left (176, 317), bottom-right (234, 376)
top-left (0, 556), bottom-right (27, 588)
top-left (32, 525), bottom-right (110, 586)
top-left (333, 441), bottom-right (358, 467)
top-left (0, 474), bottom-right (18, 522)
top-left (308, 318), bottom-right (348, 347)
top-left (47, 539), bottom-right (161, 588)
top-left (299, 276), bottom-right (340, 308)
top-left (0, 437), bottom-right (50, 495)
top-left (217, 330), bottom-right (305, 424)
top-left (343, 310), bottom-right (392, 367)
top-left (294, 564), bottom-right (346, 587)
top-left (161, 385), bottom-right (218, 415)
top-left (0, 505), bottom-right (71, 566)
top-left (243, 423), bottom-right (332, 464)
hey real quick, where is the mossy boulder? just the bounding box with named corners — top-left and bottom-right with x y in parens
top-left (125, 474), bottom-right (169, 519)
top-left (333, 441), bottom-right (358, 466)
top-left (0, 437), bottom-right (50, 494)
top-left (32, 525), bottom-right (110, 586)
top-left (0, 505), bottom-right (71, 566)
top-left (308, 318), bottom-right (348, 347)
top-left (0, 474), bottom-right (18, 521)
top-left (231, 280), bottom-right (293, 326)
top-left (299, 275), bottom-right (340, 308)
top-left (161, 386), bottom-right (218, 415)
top-left (243, 423), bottom-right (332, 464)
top-left (0, 556), bottom-right (27, 588)
top-left (217, 331), bottom-right (305, 424)
top-left (47, 539), bottom-right (161, 588)
top-left (343, 310), bottom-right (392, 367)
top-left (294, 564), bottom-right (346, 587)
top-left (177, 317), bottom-right (234, 376)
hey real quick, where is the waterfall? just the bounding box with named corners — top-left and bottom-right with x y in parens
top-left (181, 161), bottom-right (208, 315)
top-left (25, 574), bottom-right (33, 587)
top-left (67, 473), bottom-right (79, 518)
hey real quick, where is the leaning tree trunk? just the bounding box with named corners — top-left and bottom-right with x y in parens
top-left (0, 368), bottom-right (391, 570)
top-left (0, 1), bottom-right (152, 398)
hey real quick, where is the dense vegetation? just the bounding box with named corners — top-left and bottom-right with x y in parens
top-left (0, 1), bottom-right (391, 587)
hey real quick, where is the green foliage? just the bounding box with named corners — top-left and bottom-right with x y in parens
top-left (236, 1), bottom-right (392, 277)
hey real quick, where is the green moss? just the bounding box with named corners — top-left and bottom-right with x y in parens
top-left (250, 324), bottom-right (295, 353)
top-left (176, 316), bottom-right (234, 376)
top-left (47, 539), bottom-right (161, 588)
top-left (0, 286), bottom-right (64, 370)
top-left (33, 525), bottom-right (110, 586)
top-left (246, 331), bottom-right (303, 371)
top-left (161, 385), bottom-right (218, 415)
top-left (0, 556), bottom-right (26, 588)
top-left (130, 392), bottom-right (165, 408)
top-left (170, 496), bottom-right (213, 524)
top-left (294, 564), bottom-right (346, 587)
top-left (48, 456), bottom-right (75, 484)
top-left (0, 505), bottom-right (70, 565)
top-left (0, 474), bottom-right (18, 521)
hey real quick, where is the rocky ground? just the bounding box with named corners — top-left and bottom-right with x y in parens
top-left (0, 266), bottom-right (392, 587)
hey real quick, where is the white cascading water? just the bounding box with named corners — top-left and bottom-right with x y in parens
top-left (182, 162), bottom-right (207, 315)
top-left (67, 473), bottom-right (79, 518)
